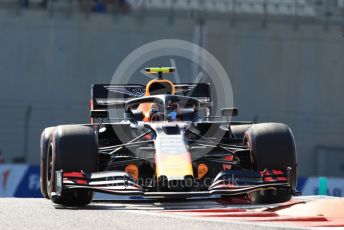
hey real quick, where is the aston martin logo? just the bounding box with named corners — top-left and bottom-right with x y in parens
top-left (104, 85), bottom-right (145, 97)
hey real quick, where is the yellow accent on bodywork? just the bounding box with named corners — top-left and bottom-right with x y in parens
top-left (145, 67), bottom-right (175, 74)
top-left (155, 155), bottom-right (193, 180)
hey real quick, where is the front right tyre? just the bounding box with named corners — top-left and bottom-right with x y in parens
top-left (46, 125), bottom-right (98, 206)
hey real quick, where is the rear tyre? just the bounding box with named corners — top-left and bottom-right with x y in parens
top-left (47, 125), bottom-right (98, 206)
top-left (40, 127), bottom-right (55, 198)
top-left (244, 123), bottom-right (297, 204)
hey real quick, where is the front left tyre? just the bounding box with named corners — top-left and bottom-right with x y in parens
top-left (244, 123), bottom-right (297, 204)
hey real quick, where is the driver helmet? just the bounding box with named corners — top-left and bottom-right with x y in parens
top-left (149, 103), bottom-right (162, 121)
top-left (167, 100), bottom-right (179, 121)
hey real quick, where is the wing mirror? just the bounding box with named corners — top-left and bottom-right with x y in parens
top-left (90, 110), bottom-right (108, 118)
top-left (221, 108), bottom-right (238, 117)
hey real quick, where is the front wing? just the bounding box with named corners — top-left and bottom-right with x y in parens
top-left (52, 168), bottom-right (294, 199)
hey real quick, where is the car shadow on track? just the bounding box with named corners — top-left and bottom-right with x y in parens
top-left (52, 197), bottom-right (267, 211)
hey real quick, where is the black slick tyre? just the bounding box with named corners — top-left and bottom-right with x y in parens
top-left (244, 123), bottom-right (297, 204)
top-left (46, 125), bottom-right (98, 206)
top-left (40, 127), bottom-right (55, 198)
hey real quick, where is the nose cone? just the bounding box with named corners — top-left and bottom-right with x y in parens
top-left (156, 154), bottom-right (193, 180)
top-left (154, 134), bottom-right (194, 190)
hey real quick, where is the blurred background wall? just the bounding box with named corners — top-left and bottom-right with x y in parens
top-left (0, 0), bottom-right (343, 177)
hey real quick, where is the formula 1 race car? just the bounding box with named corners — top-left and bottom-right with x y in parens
top-left (40, 67), bottom-right (297, 206)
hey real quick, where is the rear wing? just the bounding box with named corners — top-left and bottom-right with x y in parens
top-left (90, 83), bottom-right (211, 120)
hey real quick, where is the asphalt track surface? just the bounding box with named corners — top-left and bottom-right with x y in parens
top-left (2, 197), bottom-right (341, 230)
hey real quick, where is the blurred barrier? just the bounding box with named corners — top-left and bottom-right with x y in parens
top-left (0, 164), bottom-right (343, 197)
top-left (298, 176), bottom-right (344, 197)
top-left (2, 0), bottom-right (344, 27)
top-left (0, 164), bottom-right (41, 197)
